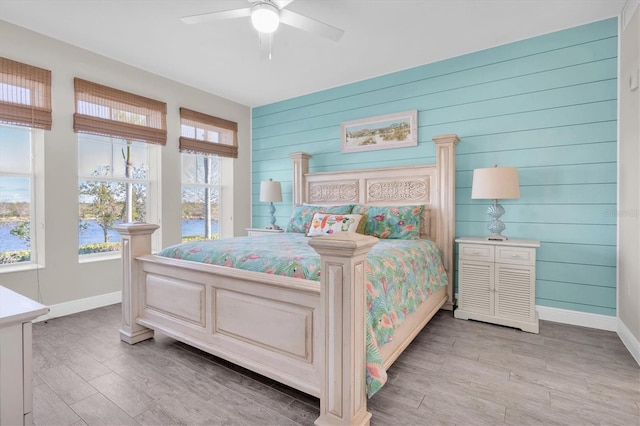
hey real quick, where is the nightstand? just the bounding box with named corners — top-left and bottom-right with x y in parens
top-left (0, 286), bottom-right (49, 425)
top-left (246, 227), bottom-right (285, 236)
top-left (455, 237), bottom-right (540, 333)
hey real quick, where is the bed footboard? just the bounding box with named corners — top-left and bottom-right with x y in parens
top-left (116, 224), bottom-right (378, 426)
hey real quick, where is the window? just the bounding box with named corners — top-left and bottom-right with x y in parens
top-left (78, 133), bottom-right (157, 255)
top-left (0, 58), bottom-right (50, 268)
top-left (0, 125), bottom-right (39, 265)
top-left (179, 108), bottom-right (237, 241)
top-left (75, 78), bottom-right (165, 257)
top-left (181, 153), bottom-right (220, 241)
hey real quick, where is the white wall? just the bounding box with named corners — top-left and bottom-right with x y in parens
top-left (0, 21), bottom-right (251, 307)
top-left (618, 2), bottom-right (640, 361)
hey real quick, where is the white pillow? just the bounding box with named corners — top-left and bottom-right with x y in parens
top-left (306, 213), bottom-right (363, 237)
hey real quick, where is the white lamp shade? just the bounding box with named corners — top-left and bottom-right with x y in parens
top-left (260, 179), bottom-right (282, 202)
top-left (471, 167), bottom-right (520, 200)
top-left (251, 2), bottom-right (280, 33)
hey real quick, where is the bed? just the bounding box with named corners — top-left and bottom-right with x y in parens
top-left (115, 133), bottom-right (459, 425)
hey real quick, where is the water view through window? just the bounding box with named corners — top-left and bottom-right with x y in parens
top-left (2, 133), bottom-right (221, 262)
top-left (182, 153), bottom-right (220, 241)
top-left (0, 219), bottom-right (219, 252)
top-left (0, 125), bottom-right (34, 264)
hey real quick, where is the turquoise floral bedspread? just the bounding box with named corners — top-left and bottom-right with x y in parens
top-left (158, 233), bottom-right (448, 397)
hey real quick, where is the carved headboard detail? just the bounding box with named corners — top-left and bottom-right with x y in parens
top-left (366, 179), bottom-right (429, 202)
top-left (308, 181), bottom-right (359, 204)
top-left (298, 164), bottom-right (436, 240)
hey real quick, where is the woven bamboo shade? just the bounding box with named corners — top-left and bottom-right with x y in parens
top-left (73, 78), bottom-right (167, 145)
top-left (0, 57), bottom-right (52, 130)
top-left (179, 107), bottom-right (238, 158)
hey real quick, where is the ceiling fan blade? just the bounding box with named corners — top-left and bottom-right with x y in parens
top-left (272, 0), bottom-right (296, 9)
top-left (279, 9), bottom-right (344, 42)
top-left (180, 8), bottom-right (251, 25)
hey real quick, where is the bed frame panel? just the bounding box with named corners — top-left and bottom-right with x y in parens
top-left (116, 134), bottom-right (459, 425)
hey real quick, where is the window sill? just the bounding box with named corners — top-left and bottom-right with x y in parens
top-left (78, 252), bottom-right (121, 264)
top-left (0, 262), bottom-right (45, 274)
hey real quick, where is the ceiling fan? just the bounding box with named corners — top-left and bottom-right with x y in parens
top-left (180, 0), bottom-right (344, 58)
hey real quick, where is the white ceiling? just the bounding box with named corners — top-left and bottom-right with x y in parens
top-left (0, 0), bottom-right (627, 107)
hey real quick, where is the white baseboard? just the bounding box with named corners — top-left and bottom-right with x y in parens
top-left (536, 305), bottom-right (617, 331)
top-left (34, 291), bottom-right (122, 322)
top-left (617, 318), bottom-right (640, 366)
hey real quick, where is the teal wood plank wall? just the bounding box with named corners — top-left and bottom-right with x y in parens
top-left (252, 18), bottom-right (618, 316)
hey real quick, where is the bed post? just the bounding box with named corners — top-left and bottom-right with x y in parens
top-left (289, 152), bottom-right (311, 207)
top-left (114, 223), bottom-right (159, 344)
top-left (432, 134), bottom-right (459, 310)
top-left (308, 233), bottom-right (378, 426)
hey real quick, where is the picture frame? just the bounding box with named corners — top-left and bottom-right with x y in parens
top-left (340, 110), bottom-right (418, 153)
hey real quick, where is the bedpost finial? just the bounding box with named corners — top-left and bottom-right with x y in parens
top-left (431, 134), bottom-right (459, 145)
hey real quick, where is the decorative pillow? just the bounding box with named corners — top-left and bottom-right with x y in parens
top-left (306, 213), bottom-right (364, 236)
top-left (286, 204), bottom-right (354, 234)
top-left (351, 205), bottom-right (423, 239)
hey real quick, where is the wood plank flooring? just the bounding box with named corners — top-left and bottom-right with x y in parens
top-left (31, 304), bottom-right (639, 425)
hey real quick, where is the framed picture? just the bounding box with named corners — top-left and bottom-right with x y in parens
top-left (340, 110), bottom-right (418, 153)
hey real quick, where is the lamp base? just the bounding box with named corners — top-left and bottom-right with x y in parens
top-left (486, 233), bottom-right (508, 241)
top-left (267, 202), bottom-right (280, 230)
top-left (486, 200), bottom-right (508, 241)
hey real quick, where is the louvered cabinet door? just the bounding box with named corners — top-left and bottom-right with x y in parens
top-left (457, 259), bottom-right (494, 316)
top-left (494, 244), bottom-right (538, 332)
top-left (455, 238), bottom-right (540, 333)
top-left (495, 264), bottom-right (536, 324)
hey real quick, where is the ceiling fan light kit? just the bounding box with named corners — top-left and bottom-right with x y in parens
top-left (251, 2), bottom-right (280, 33)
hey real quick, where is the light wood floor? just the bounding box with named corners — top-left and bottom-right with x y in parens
top-left (32, 304), bottom-right (639, 425)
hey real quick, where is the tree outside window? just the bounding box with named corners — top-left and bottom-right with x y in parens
top-left (78, 134), bottom-right (151, 255)
top-left (182, 153), bottom-right (220, 242)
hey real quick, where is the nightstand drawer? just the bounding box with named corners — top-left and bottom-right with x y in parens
top-left (246, 228), bottom-right (284, 236)
top-left (459, 244), bottom-right (494, 261)
top-left (495, 246), bottom-right (535, 265)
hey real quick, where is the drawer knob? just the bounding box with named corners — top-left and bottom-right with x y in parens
top-left (473, 250), bottom-right (479, 254)
top-left (512, 254), bottom-right (518, 257)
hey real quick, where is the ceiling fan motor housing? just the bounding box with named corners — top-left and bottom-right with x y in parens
top-left (251, 1), bottom-right (280, 33)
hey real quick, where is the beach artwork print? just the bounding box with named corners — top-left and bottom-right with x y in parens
top-left (341, 110), bottom-right (417, 153)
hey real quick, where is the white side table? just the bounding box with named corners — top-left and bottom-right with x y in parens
top-left (455, 237), bottom-right (540, 333)
top-left (0, 286), bottom-right (49, 425)
top-left (246, 227), bottom-right (285, 236)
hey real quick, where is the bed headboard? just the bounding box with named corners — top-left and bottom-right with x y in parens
top-left (289, 133), bottom-right (459, 307)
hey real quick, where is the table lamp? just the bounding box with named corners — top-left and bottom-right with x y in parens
top-left (471, 165), bottom-right (520, 240)
top-left (260, 178), bottom-right (283, 229)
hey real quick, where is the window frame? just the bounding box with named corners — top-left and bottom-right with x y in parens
top-left (0, 124), bottom-right (45, 272)
top-left (74, 79), bottom-right (166, 261)
top-left (181, 151), bottom-right (222, 241)
top-left (77, 133), bottom-right (160, 261)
